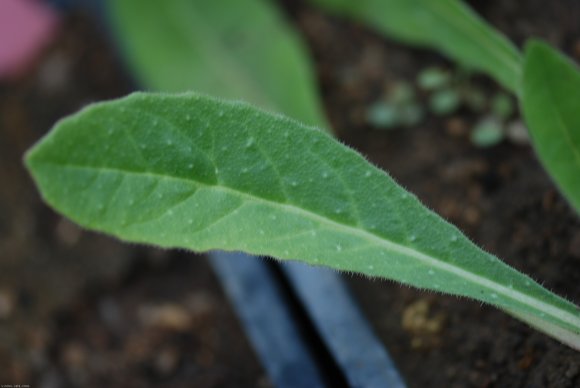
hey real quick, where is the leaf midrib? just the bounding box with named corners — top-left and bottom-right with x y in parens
top-left (39, 160), bottom-right (580, 329)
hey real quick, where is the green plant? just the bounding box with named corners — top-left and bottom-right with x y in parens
top-left (308, 0), bottom-right (580, 213)
top-left (308, 0), bottom-right (521, 92)
top-left (23, 1), bottom-right (580, 371)
top-left (25, 92), bottom-right (580, 350)
top-left (522, 41), bottom-right (580, 213)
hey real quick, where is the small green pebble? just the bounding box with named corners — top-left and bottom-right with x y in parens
top-left (429, 89), bottom-right (460, 116)
top-left (471, 117), bottom-right (504, 147)
top-left (366, 102), bottom-right (399, 128)
top-left (418, 67), bottom-right (450, 90)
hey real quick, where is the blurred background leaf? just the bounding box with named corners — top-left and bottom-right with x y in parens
top-left (522, 41), bottom-right (580, 213)
top-left (308, 0), bottom-right (521, 92)
top-left (107, 0), bottom-right (327, 127)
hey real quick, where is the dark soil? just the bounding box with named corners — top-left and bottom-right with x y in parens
top-left (1, 1), bottom-right (579, 387)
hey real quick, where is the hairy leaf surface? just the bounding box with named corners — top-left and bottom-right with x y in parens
top-left (309, 0), bottom-right (521, 92)
top-left (26, 93), bottom-right (580, 349)
top-left (522, 41), bottom-right (580, 214)
top-left (107, 0), bottom-right (326, 127)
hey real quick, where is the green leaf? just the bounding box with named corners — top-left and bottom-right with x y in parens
top-left (491, 92), bottom-right (514, 119)
top-left (308, 0), bottom-right (522, 92)
top-left (522, 41), bottom-right (580, 214)
top-left (106, 0), bottom-right (326, 127)
top-left (26, 92), bottom-right (580, 349)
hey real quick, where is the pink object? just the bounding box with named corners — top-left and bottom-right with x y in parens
top-left (0, 0), bottom-right (59, 79)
